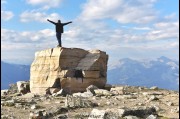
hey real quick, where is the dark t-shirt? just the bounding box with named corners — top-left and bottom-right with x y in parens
top-left (55, 23), bottom-right (64, 33)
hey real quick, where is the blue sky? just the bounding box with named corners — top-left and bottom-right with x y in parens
top-left (1, 0), bottom-right (179, 67)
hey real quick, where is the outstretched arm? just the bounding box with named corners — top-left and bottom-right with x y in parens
top-left (47, 19), bottom-right (56, 25)
top-left (62, 21), bottom-right (72, 26)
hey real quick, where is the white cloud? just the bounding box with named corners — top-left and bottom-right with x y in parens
top-left (1, 28), bottom-right (55, 44)
top-left (132, 27), bottom-right (152, 30)
top-left (20, 11), bottom-right (60, 22)
top-left (164, 13), bottom-right (177, 20)
top-left (26, 0), bottom-right (62, 9)
top-left (147, 21), bottom-right (179, 40)
top-left (1, 0), bottom-right (7, 4)
top-left (1, 10), bottom-right (14, 21)
top-left (80, 0), bottom-right (157, 24)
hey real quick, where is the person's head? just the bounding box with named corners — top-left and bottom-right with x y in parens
top-left (58, 20), bottom-right (61, 23)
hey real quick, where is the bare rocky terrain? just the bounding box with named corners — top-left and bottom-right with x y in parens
top-left (1, 84), bottom-right (179, 119)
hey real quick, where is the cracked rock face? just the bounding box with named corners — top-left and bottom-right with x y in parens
top-left (30, 47), bottom-right (108, 95)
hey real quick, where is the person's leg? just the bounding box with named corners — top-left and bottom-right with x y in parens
top-left (56, 33), bottom-right (62, 47)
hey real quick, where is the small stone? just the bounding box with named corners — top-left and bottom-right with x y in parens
top-left (15, 103), bottom-right (23, 108)
top-left (94, 89), bottom-right (112, 96)
top-left (146, 114), bottom-right (157, 119)
top-left (175, 107), bottom-right (179, 113)
top-left (150, 86), bottom-right (158, 90)
top-left (65, 95), bottom-right (95, 108)
top-left (148, 95), bottom-right (159, 101)
top-left (106, 101), bottom-right (111, 105)
top-left (73, 92), bottom-right (93, 98)
top-left (16, 81), bottom-right (30, 95)
top-left (86, 85), bottom-right (98, 95)
top-left (29, 112), bottom-right (34, 118)
top-left (88, 109), bottom-right (106, 119)
top-left (31, 104), bottom-right (37, 109)
top-left (55, 101), bottom-right (61, 104)
top-left (124, 116), bottom-right (139, 119)
top-left (170, 108), bottom-right (179, 113)
top-left (138, 87), bottom-right (143, 90)
top-left (4, 100), bottom-right (16, 107)
top-left (153, 105), bottom-right (160, 112)
top-left (110, 86), bottom-right (124, 95)
top-left (137, 103), bottom-right (143, 106)
top-left (117, 108), bottom-right (126, 117)
top-left (1, 115), bottom-right (10, 119)
top-left (167, 102), bottom-right (174, 106)
top-left (1, 89), bottom-right (9, 96)
top-left (142, 92), bottom-right (149, 96)
top-left (56, 114), bottom-right (68, 119)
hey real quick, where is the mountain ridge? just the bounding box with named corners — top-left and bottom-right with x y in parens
top-left (1, 61), bottom-right (30, 89)
top-left (1, 56), bottom-right (179, 90)
top-left (107, 56), bottom-right (179, 91)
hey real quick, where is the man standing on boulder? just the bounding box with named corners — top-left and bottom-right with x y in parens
top-left (47, 19), bottom-right (72, 47)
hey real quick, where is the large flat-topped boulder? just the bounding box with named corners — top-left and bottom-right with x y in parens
top-left (30, 47), bottom-right (108, 94)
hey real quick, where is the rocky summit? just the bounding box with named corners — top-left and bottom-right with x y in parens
top-left (1, 47), bottom-right (179, 119)
top-left (1, 84), bottom-right (179, 119)
top-left (30, 47), bottom-right (108, 95)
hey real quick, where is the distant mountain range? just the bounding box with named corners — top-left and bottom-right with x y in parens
top-left (107, 56), bottom-right (179, 91)
top-left (1, 61), bottom-right (30, 89)
top-left (1, 56), bottom-right (179, 90)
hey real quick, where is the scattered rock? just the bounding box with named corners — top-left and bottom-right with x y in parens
top-left (73, 91), bottom-right (94, 98)
top-left (1, 84), bottom-right (179, 119)
top-left (1, 115), bottom-right (15, 119)
top-left (15, 103), bottom-right (23, 108)
top-left (122, 107), bottom-right (157, 118)
top-left (29, 110), bottom-right (47, 119)
top-left (3, 99), bottom-right (16, 107)
top-left (150, 86), bottom-right (158, 90)
top-left (30, 104), bottom-right (37, 110)
top-left (106, 101), bottom-right (111, 105)
top-left (122, 95), bottom-right (137, 99)
top-left (153, 105), bottom-right (160, 112)
top-left (117, 108), bottom-right (126, 117)
top-left (8, 83), bottom-right (18, 94)
top-left (124, 116), bottom-right (140, 119)
top-left (110, 86), bottom-right (124, 95)
top-left (55, 114), bottom-right (68, 119)
top-left (18, 93), bottom-right (36, 99)
top-left (65, 95), bottom-right (96, 108)
top-left (148, 95), bottom-right (159, 102)
top-left (94, 89), bottom-right (112, 96)
top-left (106, 107), bottom-right (156, 118)
top-left (146, 114), bottom-right (157, 119)
top-left (88, 109), bottom-right (106, 119)
top-left (86, 85), bottom-right (98, 95)
top-left (166, 102), bottom-right (174, 106)
top-left (16, 81), bottom-right (30, 95)
top-left (1, 89), bottom-right (9, 96)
